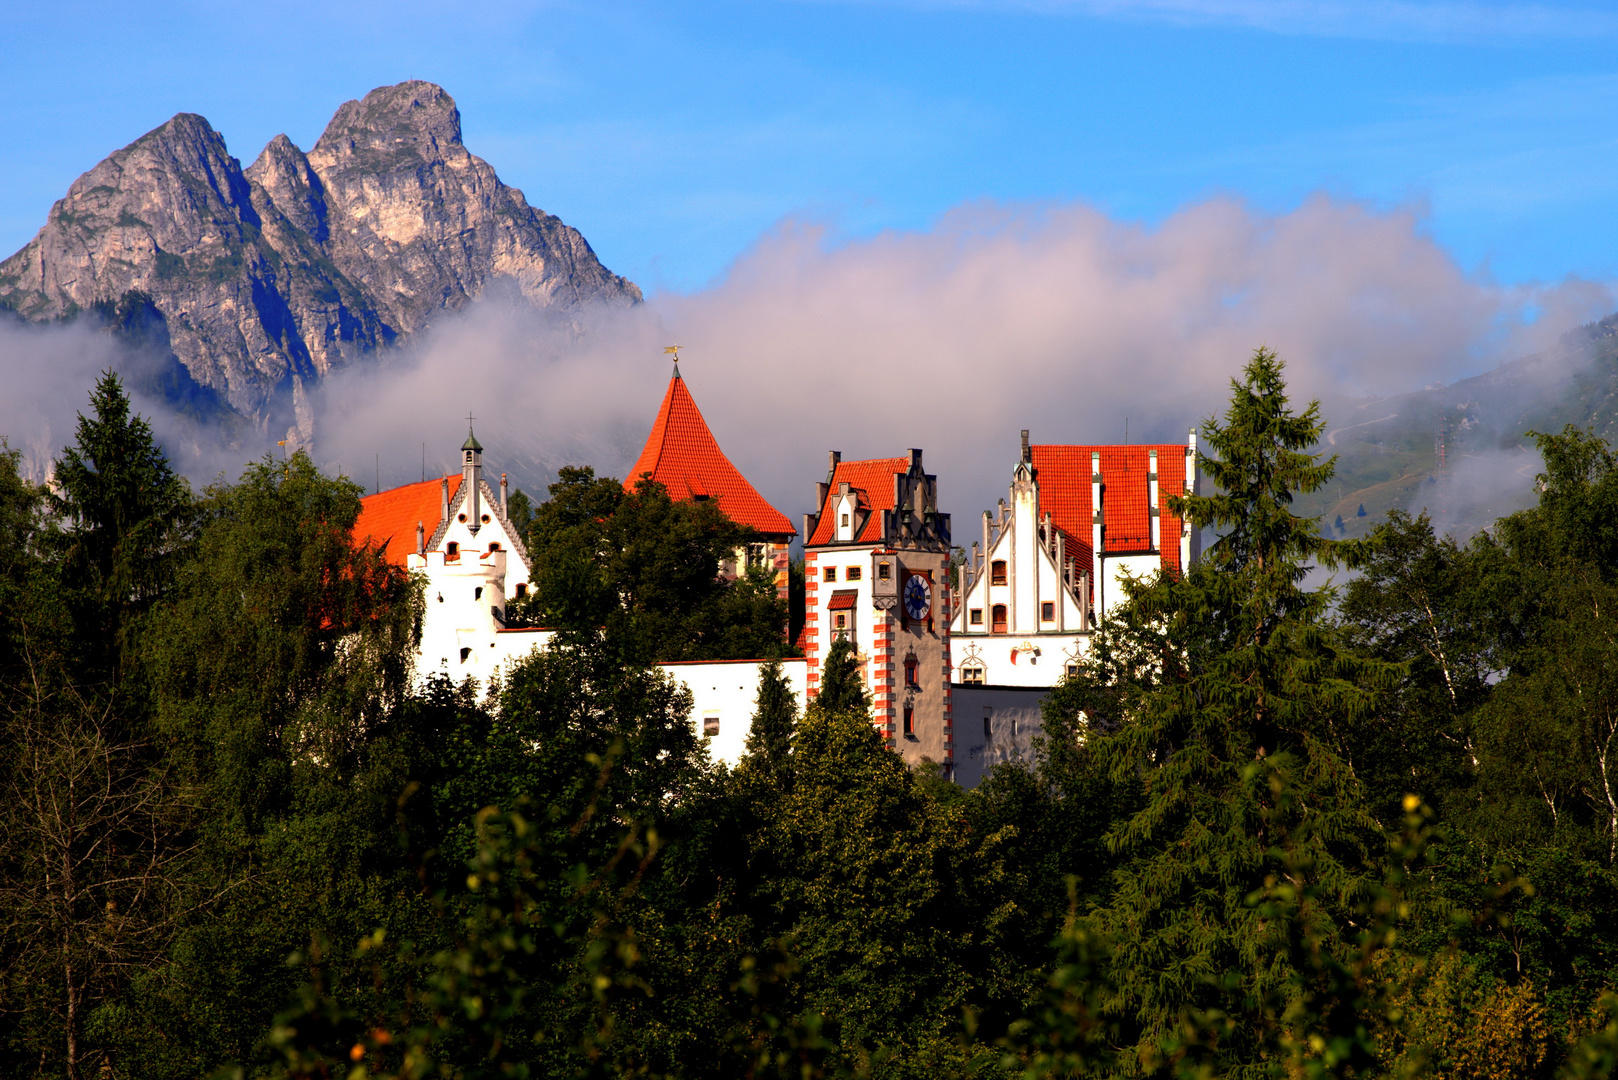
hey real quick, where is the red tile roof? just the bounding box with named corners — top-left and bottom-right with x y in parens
top-left (354, 475), bottom-right (463, 566)
top-left (1029, 444), bottom-right (1190, 577)
top-left (807, 457), bottom-right (911, 546)
top-left (626, 370), bottom-right (796, 538)
top-left (827, 589), bottom-right (860, 610)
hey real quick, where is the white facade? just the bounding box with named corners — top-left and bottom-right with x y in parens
top-left (950, 443), bottom-right (1093, 689)
top-left (664, 658), bottom-right (809, 766)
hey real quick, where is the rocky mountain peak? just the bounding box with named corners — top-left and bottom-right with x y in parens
top-left (310, 81), bottom-right (464, 169)
top-left (0, 83), bottom-right (640, 431)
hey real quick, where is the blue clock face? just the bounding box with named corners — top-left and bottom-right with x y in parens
top-left (903, 574), bottom-right (931, 621)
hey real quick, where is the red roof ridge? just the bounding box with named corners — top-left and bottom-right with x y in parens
top-left (353, 474), bottom-right (463, 566)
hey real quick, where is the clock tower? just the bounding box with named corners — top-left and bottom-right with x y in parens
top-left (801, 449), bottom-right (955, 775)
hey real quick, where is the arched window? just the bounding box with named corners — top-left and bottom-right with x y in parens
top-left (991, 560), bottom-right (1007, 585)
top-left (903, 705), bottom-right (914, 736)
top-left (446, 541), bottom-right (460, 561)
top-left (991, 604), bottom-right (1007, 633)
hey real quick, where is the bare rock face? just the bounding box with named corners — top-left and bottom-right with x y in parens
top-left (0, 82), bottom-right (640, 421)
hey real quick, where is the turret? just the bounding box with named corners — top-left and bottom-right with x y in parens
top-left (462, 423), bottom-right (483, 535)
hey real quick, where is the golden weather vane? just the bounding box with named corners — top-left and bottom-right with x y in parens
top-left (664, 344), bottom-right (683, 361)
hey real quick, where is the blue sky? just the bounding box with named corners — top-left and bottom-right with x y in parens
top-left (1, 0), bottom-right (1614, 297)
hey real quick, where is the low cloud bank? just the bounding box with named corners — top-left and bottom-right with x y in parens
top-left (2, 193), bottom-right (1609, 530)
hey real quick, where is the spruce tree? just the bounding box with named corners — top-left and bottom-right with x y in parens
top-left (48, 371), bottom-right (190, 681)
top-left (745, 655), bottom-right (798, 769)
top-left (1082, 346), bottom-right (1392, 1075)
top-left (813, 632), bottom-right (871, 717)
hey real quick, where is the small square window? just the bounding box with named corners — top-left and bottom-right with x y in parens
top-left (703, 713), bottom-right (720, 737)
top-left (846, 566), bottom-right (862, 581)
top-left (961, 664), bottom-right (985, 685)
top-left (1066, 663), bottom-right (1080, 678)
top-left (835, 613), bottom-right (847, 630)
top-left (824, 566), bottom-right (837, 582)
top-left (1041, 601), bottom-right (1055, 621)
top-left (969, 608), bottom-right (983, 625)
top-left (840, 513), bottom-right (850, 527)
top-left (878, 562), bottom-right (892, 581)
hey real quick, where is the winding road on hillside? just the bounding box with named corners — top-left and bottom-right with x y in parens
top-left (1327, 412), bottom-right (1400, 446)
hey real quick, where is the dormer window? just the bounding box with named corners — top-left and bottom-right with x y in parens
top-left (991, 560), bottom-right (1007, 585)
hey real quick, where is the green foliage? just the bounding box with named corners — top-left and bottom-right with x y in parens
top-left (524, 467), bottom-right (789, 662)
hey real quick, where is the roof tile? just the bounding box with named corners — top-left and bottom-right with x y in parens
top-left (807, 456), bottom-right (911, 546)
top-left (354, 475), bottom-right (463, 566)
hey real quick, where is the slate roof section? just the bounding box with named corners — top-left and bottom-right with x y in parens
top-left (626, 370), bottom-right (796, 538)
top-left (806, 457), bottom-right (912, 546)
top-left (1030, 444), bottom-right (1189, 577)
top-left (354, 475), bottom-right (464, 566)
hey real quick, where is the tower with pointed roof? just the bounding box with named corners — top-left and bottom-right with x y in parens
top-left (801, 449), bottom-right (955, 776)
top-left (626, 358), bottom-right (797, 596)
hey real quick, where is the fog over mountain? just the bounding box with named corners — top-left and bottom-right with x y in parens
top-left (0, 84), bottom-right (1611, 537)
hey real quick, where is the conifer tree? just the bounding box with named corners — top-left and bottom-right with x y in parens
top-left (48, 371), bottom-right (190, 681)
top-left (813, 632), bottom-right (871, 718)
top-left (745, 655), bottom-right (798, 769)
top-left (1080, 346), bottom-right (1392, 1075)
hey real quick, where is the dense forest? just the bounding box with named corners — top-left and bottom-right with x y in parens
top-left (7, 349), bottom-right (1618, 1079)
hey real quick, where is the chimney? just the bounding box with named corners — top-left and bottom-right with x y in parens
top-left (416, 520), bottom-right (425, 555)
top-left (500, 472), bottom-right (509, 516)
top-left (1021, 429), bottom-right (1031, 464)
top-left (440, 477), bottom-right (449, 524)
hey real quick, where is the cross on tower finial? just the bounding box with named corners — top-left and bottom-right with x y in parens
top-left (466, 411), bottom-right (476, 429)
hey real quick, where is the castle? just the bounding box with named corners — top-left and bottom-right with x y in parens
top-left (352, 363), bottom-right (1198, 786)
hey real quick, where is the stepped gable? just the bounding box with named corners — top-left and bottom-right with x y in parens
top-left (1030, 444), bottom-right (1189, 575)
top-left (354, 475), bottom-right (463, 565)
top-left (626, 366), bottom-right (795, 539)
top-left (805, 456), bottom-right (911, 546)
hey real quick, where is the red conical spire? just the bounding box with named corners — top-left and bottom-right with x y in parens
top-left (626, 367), bottom-right (795, 537)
